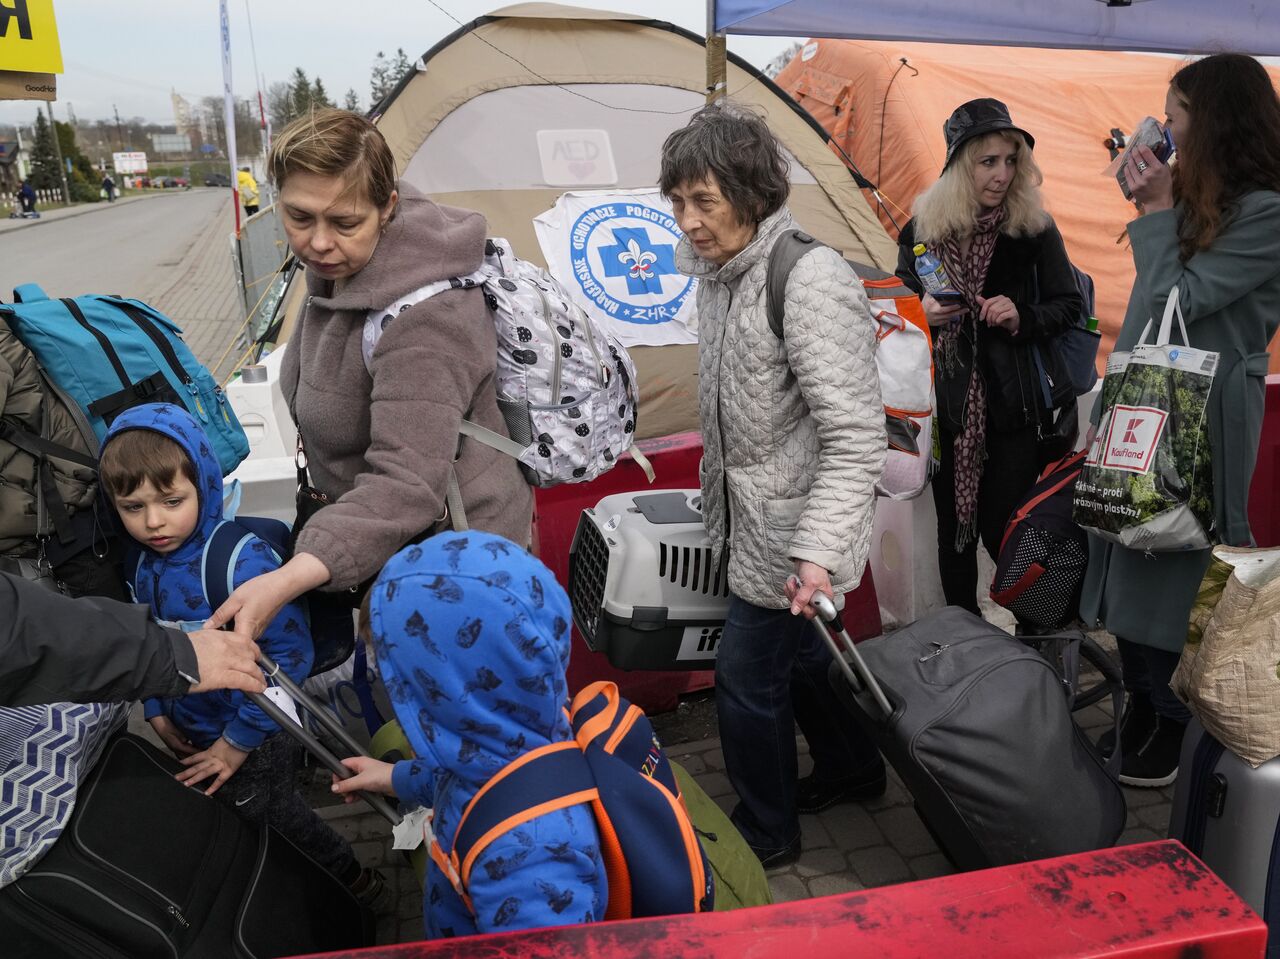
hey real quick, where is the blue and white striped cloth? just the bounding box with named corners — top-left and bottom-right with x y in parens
top-left (0, 702), bottom-right (129, 886)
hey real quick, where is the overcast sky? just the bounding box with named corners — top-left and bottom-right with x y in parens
top-left (0, 1), bottom-right (799, 128)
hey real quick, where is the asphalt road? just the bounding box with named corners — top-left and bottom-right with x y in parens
top-left (0, 189), bottom-right (229, 301)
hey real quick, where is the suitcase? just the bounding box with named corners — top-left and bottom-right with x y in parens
top-left (0, 733), bottom-right (374, 958)
top-left (1169, 716), bottom-right (1280, 950)
top-left (814, 598), bottom-right (1126, 871)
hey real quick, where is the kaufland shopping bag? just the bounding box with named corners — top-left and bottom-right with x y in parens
top-left (1073, 288), bottom-right (1218, 552)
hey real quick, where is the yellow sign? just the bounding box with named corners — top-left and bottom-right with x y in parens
top-left (0, 0), bottom-right (63, 74)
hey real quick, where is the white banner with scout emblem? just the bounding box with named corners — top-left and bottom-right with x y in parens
top-left (534, 189), bottom-right (698, 348)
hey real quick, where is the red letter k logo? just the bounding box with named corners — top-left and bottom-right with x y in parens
top-left (1121, 417), bottom-right (1143, 444)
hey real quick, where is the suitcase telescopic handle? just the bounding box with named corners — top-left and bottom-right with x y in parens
top-left (253, 653), bottom-right (402, 826)
top-left (811, 594), bottom-right (894, 720)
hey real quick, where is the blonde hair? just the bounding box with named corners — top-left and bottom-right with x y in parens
top-left (268, 108), bottom-right (398, 211)
top-left (911, 132), bottom-right (1050, 245)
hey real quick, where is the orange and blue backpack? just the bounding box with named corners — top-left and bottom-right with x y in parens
top-left (430, 680), bottom-right (715, 920)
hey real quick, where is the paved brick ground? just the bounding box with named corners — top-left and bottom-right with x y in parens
top-left (132, 198), bottom-right (251, 379)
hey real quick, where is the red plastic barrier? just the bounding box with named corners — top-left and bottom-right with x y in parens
top-left (295, 841), bottom-right (1264, 959)
top-left (532, 432), bottom-right (882, 712)
top-left (1247, 375), bottom-right (1280, 548)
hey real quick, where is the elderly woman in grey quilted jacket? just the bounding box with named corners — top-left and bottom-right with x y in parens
top-left (661, 103), bottom-right (887, 869)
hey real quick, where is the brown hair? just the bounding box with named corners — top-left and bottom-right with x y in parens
top-left (1167, 54), bottom-right (1280, 262)
top-left (268, 108), bottom-right (398, 211)
top-left (99, 429), bottom-right (196, 501)
top-left (659, 101), bottom-right (790, 225)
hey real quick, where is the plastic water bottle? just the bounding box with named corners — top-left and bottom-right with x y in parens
top-left (912, 244), bottom-right (958, 299)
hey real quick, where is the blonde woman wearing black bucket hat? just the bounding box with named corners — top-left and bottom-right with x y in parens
top-left (896, 98), bottom-right (1082, 616)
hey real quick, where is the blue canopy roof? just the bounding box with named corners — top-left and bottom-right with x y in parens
top-left (712, 0), bottom-right (1279, 56)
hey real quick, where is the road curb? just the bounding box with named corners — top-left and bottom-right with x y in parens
top-left (0, 190), bottom-right (209, 235)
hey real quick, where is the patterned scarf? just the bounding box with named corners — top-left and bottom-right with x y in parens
top-left (936, 205), bottom-right (1006, 551)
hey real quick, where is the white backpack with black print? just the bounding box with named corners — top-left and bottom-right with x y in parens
top-left (362, 238), bottom-right (648, 499)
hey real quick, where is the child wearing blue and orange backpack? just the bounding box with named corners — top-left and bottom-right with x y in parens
top-left (334, 531), bottom-right (613, 937)
top-left (97, 402), bottom-right (382, 904)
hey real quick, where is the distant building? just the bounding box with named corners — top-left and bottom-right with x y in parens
top-left (172, 91), bottom-right (192, 136)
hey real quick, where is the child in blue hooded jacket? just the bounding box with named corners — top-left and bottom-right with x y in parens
top-left (334, 531), bottom-right (609, 938)
top-left (98, 403), bottom-right (377, 900)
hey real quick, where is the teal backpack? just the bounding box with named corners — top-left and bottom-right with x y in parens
top-left (2, 285), bottom-right (249, 475)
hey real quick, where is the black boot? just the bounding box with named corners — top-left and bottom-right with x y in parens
top-left (1119, 713), bottom-right (1187, 788)
top-left (1096, 692), bottom-right (1156, 761)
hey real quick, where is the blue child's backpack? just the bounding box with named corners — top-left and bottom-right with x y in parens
top-left (201, 517), bottom-right (359, 678)
top-left (125, 512), bottom-right (359, 683)
top-left (3, 284), bottom-right (249, 476)
top-left (433, 680), bottom-right (714, 921)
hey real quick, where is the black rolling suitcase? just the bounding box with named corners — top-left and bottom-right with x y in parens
top-left (1169, 716), bottom-right (1280, 956)
top-left (0, 733), bottom-right (374, 958)
top-left (814, 598), bottom-right (1126, 870)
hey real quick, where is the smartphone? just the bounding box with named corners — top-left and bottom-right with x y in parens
top-left (930, 289), bottom-right (968, 307)
top-left (1115, 117), bottom-right (1174, 200)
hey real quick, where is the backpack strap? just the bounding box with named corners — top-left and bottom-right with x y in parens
top-left (990, 561), bottom-right (1048, 608)
top-left (996, 459), bottom-right (1084, 557)
top-left (11, 284), bottom-right (48, 304)
top-left (442, 741), bottom-right (598, 907)
top-left (0, 419), bottom-right (98, 546)
top-left (765, 229), bottom-right (826, 339)
top-left (201, 519), bottom-right (259, 614)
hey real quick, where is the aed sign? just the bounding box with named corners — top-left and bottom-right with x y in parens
top-left (0, 0), bottom-right (62, 74)
top-left (536, 129), bottom-right (619, 187)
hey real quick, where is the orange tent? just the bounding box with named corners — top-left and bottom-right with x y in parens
top-left (775, 40), bottom-right (1280, 370)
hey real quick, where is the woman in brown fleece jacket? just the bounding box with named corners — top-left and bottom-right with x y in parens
top-left (209, 109), bottom-right (531, 639)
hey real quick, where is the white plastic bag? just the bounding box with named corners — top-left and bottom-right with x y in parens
top-left (872, 304), bottom-right (933, 500)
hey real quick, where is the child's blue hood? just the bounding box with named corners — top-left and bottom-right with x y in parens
top-left (368, 532), bottom-right (572, 794)
top-left (103, 402), bottom-right (223, 563)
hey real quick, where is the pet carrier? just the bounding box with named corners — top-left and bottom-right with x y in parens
top-left (568, 489), bottom-right (730, 670)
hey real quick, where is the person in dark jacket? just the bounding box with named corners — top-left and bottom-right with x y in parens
top-left (0, 571), bottom-right (263, 707)
top-left (16, 179), bottom-right (37, 216)
top-left (896, 98), bottom-right (1082, 615)
top-left (1082, 54), bottom-right (1280, 787)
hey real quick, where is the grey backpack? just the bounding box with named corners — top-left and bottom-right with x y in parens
top-left (362, 238), bottom-right (647, 499)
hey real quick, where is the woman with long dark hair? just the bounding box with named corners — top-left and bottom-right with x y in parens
top-left (896, 99), bottom-right (1081, 614)
top-left (1082, 54), bottom-right (1280, 787)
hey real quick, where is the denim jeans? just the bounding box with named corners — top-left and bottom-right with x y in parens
top-left (1116, 637), bottom-right (1192, 724)
top-left (715, 593), bottom-right (883, 854)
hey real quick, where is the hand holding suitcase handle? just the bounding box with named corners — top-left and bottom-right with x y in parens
top-left (251, 652), bottom-right (402, 826)
top-left (811, 594), bottom-right (894, 719)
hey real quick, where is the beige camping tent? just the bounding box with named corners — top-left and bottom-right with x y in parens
top-left (275, 3), bottom-right (896, 438)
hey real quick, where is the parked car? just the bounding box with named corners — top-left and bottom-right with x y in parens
top-left (204, 173), bottom-right (232, 187)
